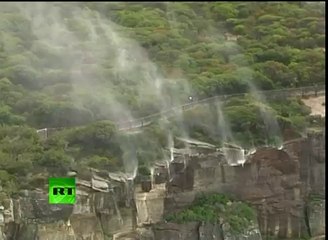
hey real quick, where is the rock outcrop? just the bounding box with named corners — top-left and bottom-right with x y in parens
top-left (0, 132), bottom-right (325, 240)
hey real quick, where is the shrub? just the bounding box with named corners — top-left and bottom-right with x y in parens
top-left (83, 155), bottom-right (120, 171)
top-left (165, 193), bottom-right (256, 234)
top-left (138, 165), bottom-right (151, 176)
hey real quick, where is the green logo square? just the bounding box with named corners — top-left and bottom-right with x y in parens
top-left (49, 178), bottom-right (76, 204)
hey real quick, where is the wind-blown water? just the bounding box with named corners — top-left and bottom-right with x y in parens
top-left (247, 80), bottom-right (283, 148)
top-left (215, 100), bottom-right (234, 144)
top-left (11, 2), bottom-right (288, 179)
top-left (233, 61), bottom-right (283, 149)
top-left (150, 167), bottom-right (155, 189)
top-left (165, 132), bottom-right (175, 181)
top-left (14, 2), bottom-right (196, 176)
top-left (165, 159), bottom-right (172, 182)
top-left (168, 132), bottom-right (174, 162)
top-left (222, 144), bottom-right (246, 166)
top-left (125, 179), bottom-right (134, 207)
top-left (109, 188), bottom-right (124, 225)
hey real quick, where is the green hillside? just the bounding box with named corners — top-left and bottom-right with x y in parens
top-left (0, 2), bottom-right (325, 196)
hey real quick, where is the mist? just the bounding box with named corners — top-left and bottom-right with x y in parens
top-left (7, 2), bottom-right (285, 173)
top-left (11, 2), bottom-right (195, 176)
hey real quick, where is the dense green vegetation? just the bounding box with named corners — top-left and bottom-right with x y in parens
top-left (0, 2), bottom-right (325, 195)
top-left (177, 96), bottom-right (313, 147)
top-left (165, 193), bottom-right (256, 235)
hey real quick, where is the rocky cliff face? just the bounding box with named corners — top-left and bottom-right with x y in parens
top-left (0, 132), bottom-right (325, 240)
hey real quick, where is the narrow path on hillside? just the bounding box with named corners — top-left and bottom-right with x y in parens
top-left (118, 85), bottom-right (325, 131)
top-left (36, 85), bottom-right (325, 136)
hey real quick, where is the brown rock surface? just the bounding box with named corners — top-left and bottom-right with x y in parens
top-left (162, 132), bottom-right (325, 239)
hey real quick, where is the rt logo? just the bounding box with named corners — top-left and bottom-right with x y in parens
top-left (48, 178), bottom-right (76, 204)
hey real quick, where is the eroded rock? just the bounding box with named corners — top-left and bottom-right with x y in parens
top-left (0, 132), bottom-right (325, 239)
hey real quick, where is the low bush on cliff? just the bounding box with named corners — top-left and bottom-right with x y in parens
top-left (0, 170), bottom-right (18, 195)
top-left (309, 193), bottom-right (325, 204)
top-left (164, 193), bottom-right (256, 235)
top-left (138, 165), bottom-right (151, 177)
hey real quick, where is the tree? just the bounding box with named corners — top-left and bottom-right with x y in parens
top-left (0, 105), bottom-right (25, 125)
top-left (28, 101), bottom-right (94, 128)
top-left (68, 121), bottom-right (121, 157)
top-left (255, 61), bottom-right (297, 88)
top-left (36, 149), bottom-right (71, 175)
top-left (207, 3), bottom-right (238, 20)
